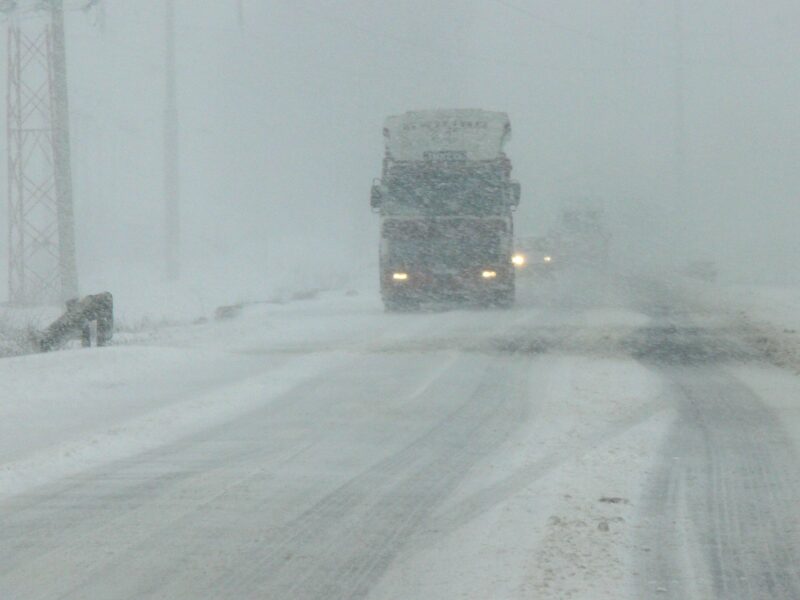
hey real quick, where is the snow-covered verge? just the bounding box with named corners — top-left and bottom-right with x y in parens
top-left (0, 320), bottom-right (34, 358)
top-left (0, 288), bottom-right (385, 501)
top-left (0, 269), bottom-right (369, 358)
top-left (0, 347), bottom-right (347, 501)
top-left (0, 306), bottom-right (62, 358)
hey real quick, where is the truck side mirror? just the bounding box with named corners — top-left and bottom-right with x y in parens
top-left (370, 183), bottom-right (383, 210)
top-left (509, 181), bottom-right (521, 208)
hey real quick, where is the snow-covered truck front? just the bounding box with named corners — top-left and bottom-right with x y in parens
top-left (370, 109), bottom-right (521, 310)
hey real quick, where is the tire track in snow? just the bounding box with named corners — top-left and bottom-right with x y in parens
top-left (426, 400), bottom-right (663, 540)
top-left (207, 355), bottom-right (531, 599)
top-left (630, 279), bottom-right (800, 598)
top-left (0, 350), bottom-right (460, 599)
top-left (636, 371), bottom-right (800, 598)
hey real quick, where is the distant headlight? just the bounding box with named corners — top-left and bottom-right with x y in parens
top-left (511, 253), bottom-right (526, 266)
top-left (392, 272), bottom-right (409, 281)
top-left (481, 270), bottom-right (497, 279)
top-left (543, 255), bottom-right (553, 263)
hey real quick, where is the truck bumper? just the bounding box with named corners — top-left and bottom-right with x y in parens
top-left (381, 269), bottom-right (514, 306)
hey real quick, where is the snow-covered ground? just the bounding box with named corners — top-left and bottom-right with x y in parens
top-left (2, 273), bottom-right (800, 599)
top-left (1, 286), bottom-right (530, 499)
top-left (676, 278), bottom-right (800, 373)
top-left (0, 289), bottom-right (380, 498)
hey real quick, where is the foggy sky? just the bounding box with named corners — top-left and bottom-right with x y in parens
top-left (2, 0), bottom-right (799, 306)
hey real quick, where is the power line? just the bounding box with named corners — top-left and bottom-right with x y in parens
top-left (485, 0), bottom-right (679, 64)
top-left (288, 3), bottom-right (675, 76)
top-left (292, 2), bottom-right (794, 76)
top-left (0, 0), bottom-right (100, 15)
top-left (488, 0), bottom-right (634, 49)
top-left (485, 0), bottom-right (800, 72)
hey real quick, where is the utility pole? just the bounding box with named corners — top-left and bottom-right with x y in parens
top-left (50, 0), bottom-right (79, 301)
top-left (164, 0), bottom-right (180, 280)
top-left (673, 0), bottom-right (687, 210)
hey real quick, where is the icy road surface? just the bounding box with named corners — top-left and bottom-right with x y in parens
top-left (2, 275), bottom-right (800, 599)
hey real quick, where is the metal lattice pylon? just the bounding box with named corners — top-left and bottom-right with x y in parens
top-left (7, 19), bottom-right (62, 304)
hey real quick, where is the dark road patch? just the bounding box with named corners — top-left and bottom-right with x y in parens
top-left (370, 323), bottom-right (766, 368)
top-left (620, 325), bottom-right (758, 365)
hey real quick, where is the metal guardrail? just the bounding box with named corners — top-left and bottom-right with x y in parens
top-left (38, 292), bottom-right (113, 352)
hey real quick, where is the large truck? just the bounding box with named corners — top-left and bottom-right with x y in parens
top-left (513, 235), bottom-right (556, 279)
top-left (548, 205), bottom-right (610, 269)
top-left (370, 110), bottom-right (521, 311)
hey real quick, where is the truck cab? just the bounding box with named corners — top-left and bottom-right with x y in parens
top-left (372, 110), bottom-right (520, 310)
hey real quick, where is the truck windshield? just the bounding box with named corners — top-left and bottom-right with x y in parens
top-left (385, 163), bottom-right (506, 216)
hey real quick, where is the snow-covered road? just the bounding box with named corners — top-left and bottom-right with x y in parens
top-left (2, 276), bottom-right (800, 599)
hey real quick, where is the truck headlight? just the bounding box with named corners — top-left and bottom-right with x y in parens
top-left (481, 270), bottom-right (497, 279)
top-left (543, 255), bottom-right (552, 263)
top-left (392, 272), bottom-right (409, 281)
top-left (511, 253), bottom-right (526, 266)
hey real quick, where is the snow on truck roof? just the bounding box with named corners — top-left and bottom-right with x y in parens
top-left (384, 110), bottom-right (511, 162)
